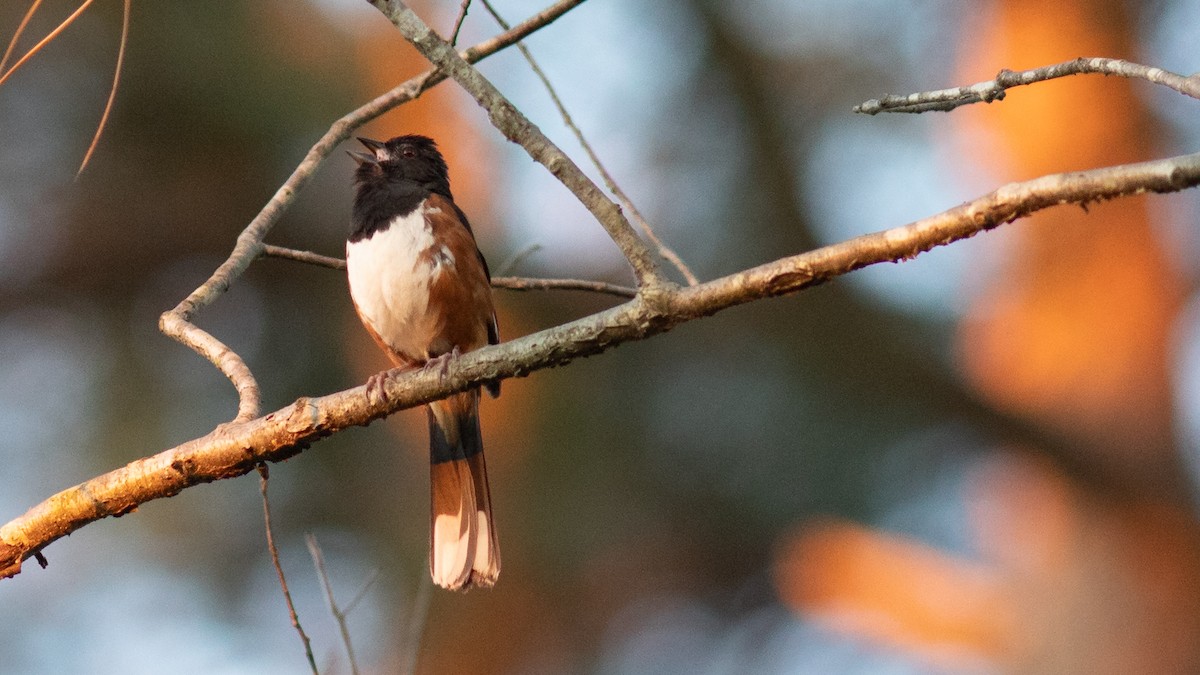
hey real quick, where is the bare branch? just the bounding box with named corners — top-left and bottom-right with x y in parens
top-left (158, 0), bottom-right (589, 423)
top-left (306, 534), bottom-right (360, 675)
top-left (260, 466), bottom-right (319, 675)
top-left (478, 0), bottom-right (699, 286)
top-left (160, 255), bottom-right (264, 422)
top-left (7, 148), bottom-right (1200, 579)
top-left (491, 276), bottom-right (636, 298)
top-left (855, 57), bottom-right (1200, 115)
top-left (262, 245), bottom-right (346, 270)
top-left (260, 244), bottom-right (636, 297)
top-left (448, 0), bottom-right (471, 46)
top-left (368, 0), bottom-right (668, 288)
top-left (460, 0), bottom-right (583, 62)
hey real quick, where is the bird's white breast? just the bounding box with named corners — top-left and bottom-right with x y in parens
top-left (346, 205), bottom-right (449, 360)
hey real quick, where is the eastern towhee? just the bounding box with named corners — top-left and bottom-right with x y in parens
top-left (347, 135), bottom-right (500, 591)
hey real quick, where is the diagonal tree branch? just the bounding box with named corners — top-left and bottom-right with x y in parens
top-left (367, 0), bottom-right (668, 288)
top-left (478, 0), bottom-right (699, 286)
top-left (5, 148), bottom-right (1200, 579)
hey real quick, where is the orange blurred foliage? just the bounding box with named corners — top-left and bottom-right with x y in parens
top-left (774, 0), bottom-right (1200, 671)
top-left (775, 457), bottom-right (1200, 673)
top-left (954, 0), bottom-right (1183, 475)
top-left (774, 519), bottom-right (1014, 667)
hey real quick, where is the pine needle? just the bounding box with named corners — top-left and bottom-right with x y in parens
top-left (0, 0), bottom-right (95, 88)
top-left (77, 0), bottom-right (131, 177)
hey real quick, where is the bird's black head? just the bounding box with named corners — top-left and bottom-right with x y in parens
top-left (349, 135), bottom-right (456, 241)
top-left (350, 134), bottom-right (453, 199)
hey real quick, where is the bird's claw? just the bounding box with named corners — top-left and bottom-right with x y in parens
top-left (424, 348), bottom-right (461, 380)
top-left (365, 371), bottom-right (390, 405)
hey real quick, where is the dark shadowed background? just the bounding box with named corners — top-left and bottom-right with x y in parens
top-left (3, 0), bottom-right (1200, 673)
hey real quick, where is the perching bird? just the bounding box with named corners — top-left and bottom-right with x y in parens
top-left (346, 135), bottom-right (500, 591)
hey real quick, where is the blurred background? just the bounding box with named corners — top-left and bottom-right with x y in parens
top-left (2, 0), bottom-right (1200, 672)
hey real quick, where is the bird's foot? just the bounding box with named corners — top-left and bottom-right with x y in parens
top-left (365, 371), bottom-right (390, 405)
top-left (424, 348), bottom-right (461, 381)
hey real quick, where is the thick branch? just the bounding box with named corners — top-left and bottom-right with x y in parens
top-left (6, 150), bottom-right (1200, 579)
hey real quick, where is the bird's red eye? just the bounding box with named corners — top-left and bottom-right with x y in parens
top-left (401, 147), bottom-right (417, 158)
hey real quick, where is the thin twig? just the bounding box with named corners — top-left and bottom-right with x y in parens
top-left (159, 0), bottom-right (588, 424)
top-left (259, 244), bottom-right (636, 297)
top-left (76, 0), bottom-right (130, 177)
top-left (0, 0), bottom-right (94, 88)
top-left (369, 0), bottom-right (668, 288)
top-left (0, 0), bottom-right (45, 74)
top-left (491, 275), bottom-right (635, 298)
top-left (855, 57), bottom-right (1200, 115)
top-left (262, 244), bottom-right (346, 270)
top-left (478, 0), bottom-right (699, 286)
top-left (398, 575), bottom-right (433, 675)
top-left (493, 242), bottom-right (543, 276)
top-left (448, 0), bottom-right (471, 46)
top-left (341, 568), bottom-right (381, 616)
top-left (306, 534), bottom-right (359, 675)
top-left (259, 466), bottom-right (319, 675)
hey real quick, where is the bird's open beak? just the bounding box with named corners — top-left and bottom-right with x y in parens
top-left (348, 137), bottom-right (386, 166)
